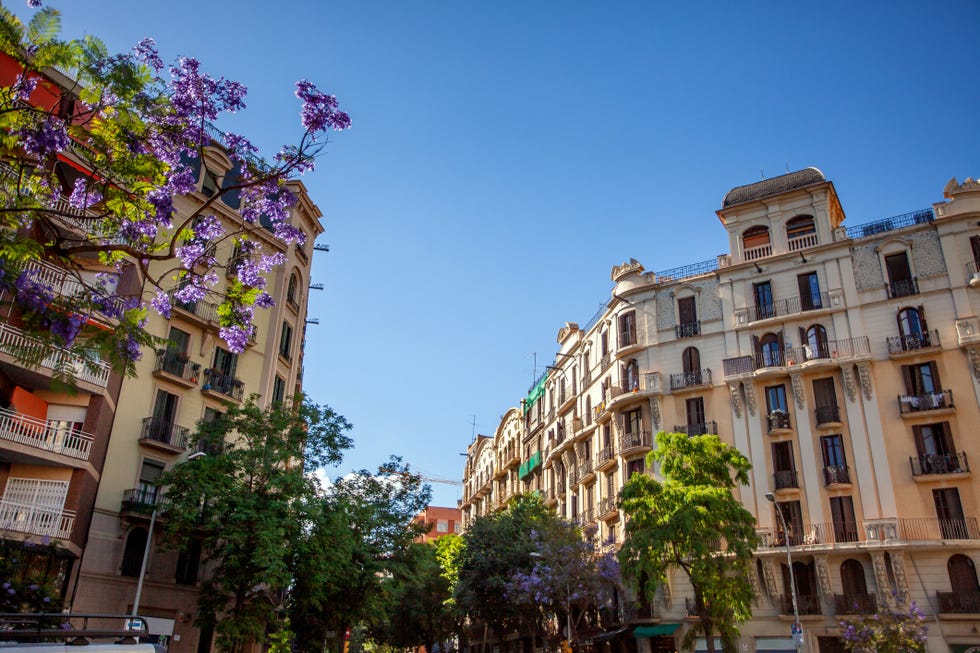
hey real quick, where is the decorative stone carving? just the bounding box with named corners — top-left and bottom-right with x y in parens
top-left (890, 552), bottom-right (910, 603)
top-left (851, 244), bottom-right (885, 291)
top-left (968, 346), bottom-right (980, 379)
top-left (727, 382), bottom-right (742, 419)
top-left (842, 366), bottom-right (857, 402)
top-left (747, 562), bottom-right (762, 607)
top-left (557, 322), bottom-right (580, 344)
top-left (857, 363), bottom-right (873, 400)
top-left (660, 578), bottom-right (672, 610)
top-left (761, 558), bottom-right (779, 603)
top-left (649, 397), bottom-right (661, 431)
top-left (815, 555), bottom-right (832, 598)
top-left (744, 383), bottom-right (757, 416)
top-left (611, 258), bottom-right (644, 282)
top-left (871, 552), bottom-right (891, 607)
top-left (790, 373), bottom-right (805, 409)
top-left (944, 176), bottom-right (980, 197)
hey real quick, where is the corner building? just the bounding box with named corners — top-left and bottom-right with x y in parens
top-left (461, 169), bottom-right (980, 653)
top-left (71, 145), bottom-right (323, 653)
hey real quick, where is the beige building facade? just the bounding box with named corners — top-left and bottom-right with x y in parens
top-left (71, 143), bottom-right (323, 653)
top-left (461, 169), bottom-right (980, 653)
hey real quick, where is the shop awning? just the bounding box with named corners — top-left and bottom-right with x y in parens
top-left (591, 627), bottom-right (633, 643)
top-left (950, 646), bottom-right (980, 653)
top-left (632, 623), bottom-right (680, 638)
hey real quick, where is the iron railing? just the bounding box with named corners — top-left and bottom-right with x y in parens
top-left (577, 459), bottom-right (594, 481)
top-left (655, 258), bottom-right (718, 283)
top-left (773, 469), bottom-right (798, 490)
top-left (0, 407), bottom-right (93, 460)
top-left (910, 452), bottom-right (969, 476)
top-left (748, 291), bottom-right (830, 322)
top-left (780, 594), bottom-right (822, 616)
top-left (675, 421), bottom-right (717, 437)
top-left (834, 593), bottom-right (877, 615)
top-left (768, 410), bottom-right (792, 432)
top-left (815, 404), bottom-right (841, 425)
top-left (897, 389), bottom-right (953, 414)
top-left (0, 500), bottom-right (75, 540)
top-left (899, 517), bottom-right (980, 540)
top-left (598, 496), bottom-right (617, 518)
top-left (936, 592), bottom-right (980, 614)
top-left (846, 208), bottom-right (934, 239)
top-left (121, 488), bottom-right (158, 515)
top-left (618, 330), bottom-right (638, 348)
top-left (887, 277), bottom-right (919, 299)
top-left (169, 290), bottom-right (220, 323)
top-left (619, 430), bottom-right (652, 452)
top-left (203, 369), bottom-right (245, 401)
top-left (0, 323), bottom-right (110, 388)
top-left (675, 321), bottom-right (701, 338)
top-left (596, 445), bottom-right (615, 467)
top-left (669, 368), bottom-right (711, 390)
top-left (886, 330), bottom-right (940, 354)
top-left (140, 416), bottom-right (189, 449)
top-left (154, 349), bottom-right (201, 383)
top-left (723, 336), bottom-right (870, 378)
top-left (823, 465), bottom-right (850, 485)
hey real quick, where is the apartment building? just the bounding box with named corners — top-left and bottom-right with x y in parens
top-left (413, 505), bottom-right (463, 543)
top-left (69, 143), bottom-right (322, 652)
top-left (460, 169), bottom-right (980, 653)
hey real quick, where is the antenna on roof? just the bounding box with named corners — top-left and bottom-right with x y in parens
top-left (531, 352), bottom-right (537, 386)
top-left (467, 414), bottom-right (477, 438)
top-left (785, 161), bottom-right (790, 173)
top-left (760, 169), bottom-right (766, 180)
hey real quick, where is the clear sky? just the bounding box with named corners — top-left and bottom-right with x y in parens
top-left (22, 0), bottom-right (980, 507)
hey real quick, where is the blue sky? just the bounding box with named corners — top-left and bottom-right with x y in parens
top-left (26, 0), bottom-right (980, 506)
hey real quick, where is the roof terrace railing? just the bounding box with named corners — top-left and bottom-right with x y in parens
top-left (846, 208), bottom-right (934, 239)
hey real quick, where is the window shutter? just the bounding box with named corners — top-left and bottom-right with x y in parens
top-left (918, 305), bottom-right (928, 333)
top-left (752, 334), bottom-right (761, 355)
top-left (901, 365), bottom-right (914, 395)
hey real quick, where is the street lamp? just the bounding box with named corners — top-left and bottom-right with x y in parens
top-left (530, 552), bottom-right (573, 653)
top-left (132, 451), bottom-right (207, 617)
top-left (765, 491), bottom-right (803, 652)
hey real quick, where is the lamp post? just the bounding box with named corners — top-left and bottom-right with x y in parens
top-left (531, 552), bottom-right (574, 653)
top-left (765, 491), bottom-right (803, 652)
top-left (132, 451), bottom-right (206, 617)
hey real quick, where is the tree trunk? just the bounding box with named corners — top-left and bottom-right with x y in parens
top-left (694, 589), bottom-right (715, 653)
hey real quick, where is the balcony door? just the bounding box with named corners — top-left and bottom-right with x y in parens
top-left (897, 307), bottom-right (927, 349)
top-left (798, 272), bottom-right (822, 311)
top-left (840, 559), bottom-right (869, 597)
top-left (948, 554), bottom-right (980, 595)
top-left (829, 495), bottom-right (859, 542)
top-left (682, 347), bottom-right (701, 385)
top-left (164, 327), bottom-right (190, 375)
top-left (934, 488), bottom-right (968, 539)
top-left (685, 397), bottom-right (705, 433)
top-left (678, 296), bottom-right (698, 336)
top-left (775, 500), bottom-right (804, 545)
top-left (150, 389), bottom-right (179, 440)
top-left (754, 281), bottom-right (774, 320)
top-left (771, 441), bottom-right (795, 489)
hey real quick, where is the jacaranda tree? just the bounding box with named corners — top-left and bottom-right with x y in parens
top-left (0, 4), bottom-right (349, 381)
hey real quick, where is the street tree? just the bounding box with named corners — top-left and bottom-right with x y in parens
top-left (839, 596), bottom-right (928, 653)
top-left (0, 5), bottom-right (349, 381)
top-left (289, 457), bottom-right (430, 653)
top-left (369, 542), bottom-right (456, 653)
top-left (618, 432), bottom-right (757, 653)
top-left (159, 396), bottom-right (352, 653)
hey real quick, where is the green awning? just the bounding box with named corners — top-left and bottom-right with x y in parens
top-left (632, 624), bottom-right (680, 638)
top-left (950, 646), bottom-right (980, 653)
top-left (523, 377), bottom-right (546, 414)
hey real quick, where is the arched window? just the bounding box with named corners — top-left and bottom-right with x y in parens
top-left (897, 307), bottom-right (930, 350)
top-left (623, 359), bottom-right (639, 391)
top-left (286, 273), bottom-right (299, 307)
top-left (840, 559), bottom-right (869, 596)
top-left (760, 333), bottom-right (782, 367)
top-left (948, 554), bottom-right (980, 595)
top-left (805, 324), bottom-right (829, 360)
top-left (682, 347), bottom-right (703, 386)
top-left (787, 215), bottom-right (817, 250)
top-left (120, 528), bottom-right (148, 577)
top-left (742, 225), bottom-right (771, 260)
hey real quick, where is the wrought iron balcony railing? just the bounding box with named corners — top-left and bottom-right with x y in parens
top-left (834, 593), bottom-right (877, 615)
top-left (773, 469), bottom-right (798, 490)
top-left (910, 452), bottom-right (969, 476)
top-left (768, 410), bottom-right (792, 432)
top-left (675, 321), bottom-right (700, 339)
top-left (898, 389), bottom-right (953, 414)
top-left (823, 465), bottom-right (850, 485)
top-left (886, 330), bottom-right (940, 354)
top-left (140, 416), bottom-right (189, 449)
top-left (669, 368), bottom-right (711, 390)
top-left (619, 430), bottom-right (652, 451)
top-left (814, 404), bottom-right (841, 426)
top-left (675, 421), bottom-right (717, 437)
top-left (887, 277), bottom-right (919, 299)
top-left (936, 592), bottom-right (980, 614)
top-left (780, 594), bottom-right (822, 616)
top-left (203, 369), bottom-right (245, 401)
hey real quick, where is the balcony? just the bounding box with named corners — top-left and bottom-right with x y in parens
top-left (624, 600), bottom-right (658, 622)
top-left (595, 444), bottom-right (616, 471)
top-left (823, 465), bottom-right (851, 486)
top-left (578, 508), bottom-right (595, 526)
top-left (0, 323), bottom-right (110, 389)
top-left (886, 330), bottom-right (940, 357)
top-left (202, 369), bottom-right (245, 403)
top-left (576, 459), bottom-right (595, 485)
top-left (152, 350), bottom-right (201, 387)
top-left (886, 277), bottom-right (919, 299)
top-left (0, 500), bottom-right (75, 540)
top-left (788, 232), bottom-right (819, 252)
top-left (814, 404), bottom-right (842, 427)
top-left (737, 291), bottom-right (831, 325)
top-left (767, 410), bottom-right (792, 434)
top-left (758, 521), bottom-right (860, 547)
top-left (899, 517), bottom-right (980, 540)
top-left (724, 337), bottom-right (871, 379)
top-left (140, 416), bottom-right (190, 451)
top-left (772, 469), bottom-right (799, 490)
top-left (669, 368), bottom-right (711, 391)
top-left (619, 430), bottom-right (652, 455)
top-left (937, 592), bottom-right (980, 614)
top-left (898, 389), bottom-right (954, 415)
top-left (955, 317), bottom-right (980, 347)
top-left (834, 593), bottom-right (877, 615)
top-left (519, 451), bottom-right (543, 480)
top-left (675, 421), bottom-right (717, 437)
top-left (597, 496), bottom-right (617, 520)
top-left (675, 321), bottom-right (700, 339)
top-left (170, 290), bottom-right (221, 324)
top-left (910, 452), bottom-right (969, 477)
top-left (0, 407), bottom-right (93, 461)
top-left (617, 331), bottom-right (642, 356)
top-left (780, 594), bottom-right (822, 616)
top-left (121, 488), bottom-right (157, 516)
top-left (24, 260), bottom-right (125, 318)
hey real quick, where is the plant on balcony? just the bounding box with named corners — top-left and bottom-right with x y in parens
top-left (0, 6), bottom-right (349, 383)
top-left (839, 594), bottom-right (927, 653)
top-left (0, 536), bottom-right (64, 613)
top-left (618, 432), bottom-right (756, 653)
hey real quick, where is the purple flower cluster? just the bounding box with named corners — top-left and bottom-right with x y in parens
top-left (133, 38), bottom-right (164, 72)
top-left (13, 73), bottom-right (39, 101)
top-left (19, 116), bottom-right (69, 158)
top-left (50, 313), bottom-right (85, 348)
top-left (218, 324), bottom-right (250, 353)
top-left (150, 290), bottom-right (172, 318)
top-left (14, 270), bottom-right (55, 313)
top-left (295, 80), bottom-right (352, 135)
top-left (68, 178), bottom-right (102, 210)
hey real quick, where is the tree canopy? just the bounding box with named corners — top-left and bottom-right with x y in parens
top-left (618, 432), bottom-right (757, 653)
top-left (0, 5), bottom-right (349, 380)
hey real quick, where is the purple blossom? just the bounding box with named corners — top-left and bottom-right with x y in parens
top-left (13, 73), bottom-right (39, 101)
top-left (193, 214), bottom-right (224, 241)
top-left (295, 80), bottom-right (352, 135)
top-left (254, 292), bottom-right (274, 309)
top-left (19, 116), bottom-right (69, 157)
top-left (14, 270), bottom-right (55, 312)
top-left (68, 178), bottom-right (102, 210)
top-left (150, 290), bottom-right (171, 318)
top-left (133, 38), bottom-right (164, 72)
top-left (218, 324), bottom-right (250, 353)
top-left (117, 333), bottom-right (142, 362)
top-left (26, 0), bottom-right (41, 7)
top-left (50, 313), bottom-right (85, 347)
top-left (174, 279), bottom-right (207, 304)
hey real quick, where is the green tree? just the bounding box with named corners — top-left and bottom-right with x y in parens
top-left (370, 542), bottom-right (456, 653)
top-left (160, 396), bottom-right (352, 653)
top-left (618, 432), bottom-right (757, 653)
top-left (289, 457), bottom-right (430, 653)
top-left (839, 597), bottom-right (928, 653)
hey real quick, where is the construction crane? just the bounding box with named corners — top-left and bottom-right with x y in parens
top-left (420, 474), bottom-right (462, 487)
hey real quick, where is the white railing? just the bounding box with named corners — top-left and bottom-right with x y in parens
top-left (0, 323), bottom-right (110, 388)
top-left (0, 407), bottom-right (93, 461)
top-left (24, 260), bottom-right (86, 299)
top-left (787, 232), bottom-right (819, 251)
top-left (743, 243), bottom-right (772, 261)
top-left (0, 500), bottom-right (75, 540)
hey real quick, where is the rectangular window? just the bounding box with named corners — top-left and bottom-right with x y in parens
top-left (600, 331), bottom-right (609, 356)
top-left (775, 500), bottom-right (804, 546)
top-left (885, 252), bottom-right (917, 297)
top-left (902, 361), bottom-right (940, 395)
top-left (279, 322), bottom-right (293, 360)
top-left (272, 376), bottom-right (286, 405)
top-left (618, 311), bottom-right (637, 347)
top-left (0, 478), bottom-right (70, 538)
top-left (212, 347), bottom-right (238, 377)
top-left (797, 272), bottom-right (822, 310)
top-left (437, 519), bottom-right (448, 532)
top-left (820, 435), bottom-right (846, 468)
top-left (829, 496), bottom-right (858, 542)
top-left (623, 408), bottom-right (641, 435)
top-left (454, 522), bottom-right (462, 534)
top-left (771, 441), bottom-right (795, 473)
top-left (602, 424), bottom-right (611, 448)
top-left (677, 296), bottom-right (698, 337)
top-left (201, 167), bottom-right (219, 197)
top-left (685, 397), bottom-right (705, 431)
top-left (765, 385), bottom-right (788, 413)
top-left (138, 459), bottom-right (165, 505)
top-left (971, 235), bottom-right (980, 269)
top-left (626, 458), bottom-right (644, 479)
top-left (933, 488), bottom-right (968, 538)
top-left (162, 327), bottom-right (191, 376)
top-left (913, 423), bottom-right (955, 457)
top-left (754, 281), bottom-right (774, 319)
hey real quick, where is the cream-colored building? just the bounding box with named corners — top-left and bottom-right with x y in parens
top-left (461, 169), bottom-right (980, 653)
top-left (71, 142), bottom-right (323, 653)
